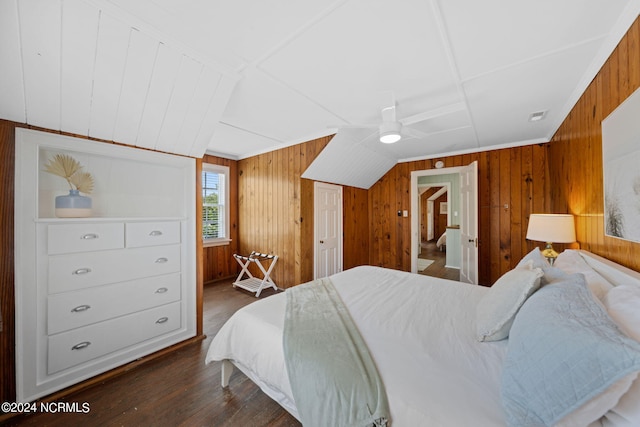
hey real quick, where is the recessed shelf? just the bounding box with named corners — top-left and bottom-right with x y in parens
top-left (16, 129), bottom-right (193, 220)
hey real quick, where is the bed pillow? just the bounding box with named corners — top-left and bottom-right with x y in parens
top-left (475, 261), bottom-right (544, 342)
top-left (517, 247), bottom-right (567, 285)
top-left (602, 376), bottom-right (640, 427)
top-left (502, 274), bottom-right (640, 427)
top-left (555, 250), bottom-right (615, 301)
top-left (601, 285), bottom-right (640, 427)
top-left (604, 285), bottom-right (640, 341)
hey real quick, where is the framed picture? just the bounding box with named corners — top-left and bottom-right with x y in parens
top-left (440, 202), bottom-right (448, 215)
top-left (602, 86), bottom-right (640, 242)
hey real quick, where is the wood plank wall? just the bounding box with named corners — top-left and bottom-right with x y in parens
top-left (548, 16), bottom-right (640, 272)
top-left (435, 192), bottom-right (448, 240)
top-left (368, 147), bottom-right (549, 286)
top-left (237, 137), bottom-right (328, 289)
top-left (201, 154), bottom-right (240, 283)
top-left (0, 120), bottom-right (19, 404)
top-left (237, 135), bottom-right (370, 288)
top-left (343, 186), bottom-right (370, 270)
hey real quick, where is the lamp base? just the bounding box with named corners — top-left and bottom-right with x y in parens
top-left (541, 242), bottom-right (558, 265)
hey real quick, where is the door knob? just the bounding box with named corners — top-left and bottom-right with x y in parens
top-left (320, 240), bottom-right (324, 244)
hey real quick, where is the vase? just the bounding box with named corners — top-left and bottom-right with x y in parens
top-left (55, 189), bottom-right (92, 218)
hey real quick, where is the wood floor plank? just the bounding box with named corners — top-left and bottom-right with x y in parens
top-left (419, 240), bottom-right (460, 282)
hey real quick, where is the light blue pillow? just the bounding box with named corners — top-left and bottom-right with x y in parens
top-left (502, 273), bottom-right (640, 427)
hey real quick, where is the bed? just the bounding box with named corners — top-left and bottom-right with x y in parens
top-left (206, 249), bottom-right (640, 427)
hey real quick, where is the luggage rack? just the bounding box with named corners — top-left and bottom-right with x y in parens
top-left (232, 251), bottom-right (278, 297)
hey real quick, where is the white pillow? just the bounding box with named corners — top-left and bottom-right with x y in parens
top-left (602, 377), bottom-right (640, 427)
top-left (602, 285), bottom-right (640, 426)
top-left (517, 247), bottom-right (567, 285)
top-left (476, 261), bottom-right (544, 342)
top-left (555, 250), bottom-right (614, 301)
top-left (557, 373), bottom-right (637, 427)
top-left (605, 285), bottom-right (640, 341)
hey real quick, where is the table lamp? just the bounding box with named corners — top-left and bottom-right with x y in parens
top-left (526, 214), bottom-right (576, 265)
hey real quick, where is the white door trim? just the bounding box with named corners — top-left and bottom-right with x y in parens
top-left (410, 167), bottom-right (464, 274)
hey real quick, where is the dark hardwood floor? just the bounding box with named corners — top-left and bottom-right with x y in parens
top-left (4, 257), bottom-right (457, 427)
top-left (418, 240), bottom-right (460, 281)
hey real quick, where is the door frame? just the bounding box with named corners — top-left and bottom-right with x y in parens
top-left (410, 167), bottom-right (464, 273)
top-left (313, 181), bottom-right (343, 279)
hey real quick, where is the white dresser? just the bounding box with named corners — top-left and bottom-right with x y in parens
top-left (15, 129), bottom-right (196, 402)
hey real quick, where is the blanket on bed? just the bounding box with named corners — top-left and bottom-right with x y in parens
top-left (283, 277), bottom-right (390, 427)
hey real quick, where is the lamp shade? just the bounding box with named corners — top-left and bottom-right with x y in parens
top-left (526, 214), bottom-right (576, 243)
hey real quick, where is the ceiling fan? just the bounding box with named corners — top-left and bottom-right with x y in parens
top-left (332, 94), bottom-right (466, 145)
top-left (377, 103), bottom-right (423, 143)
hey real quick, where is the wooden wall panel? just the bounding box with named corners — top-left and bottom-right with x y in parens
top-left (0, 120), bottom-right (18, 404)
top-left (368, 144), bottom-right (548, 286)
top-left (237, 135), bottom-right (369, 288)
top-left (201, 154), bottom-right (239, 283)
top-left (237, 137), bottom-right (330, 289)
top-left (343, 186), bottom-right (370, 269)
top-left (435, 193), bottom-right (448, 239)
top-left (548, 16), bottom-right (640, 272)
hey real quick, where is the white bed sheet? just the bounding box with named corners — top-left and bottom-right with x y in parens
top-left (206, 266), bottom-right (509, 426)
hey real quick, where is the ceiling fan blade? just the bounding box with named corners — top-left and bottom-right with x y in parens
top-left (327, 123), bottom-right (377, 130)
top-left (402, 127), bottom-right (430, 140)
top-left (400, 102), bottom-right (466, 126)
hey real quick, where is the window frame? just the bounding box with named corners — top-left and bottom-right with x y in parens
top-left (202, 163), bottom-right (231, 247)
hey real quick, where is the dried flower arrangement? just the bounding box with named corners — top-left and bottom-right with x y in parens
top-left (43, 153), bottom-right (95, 194)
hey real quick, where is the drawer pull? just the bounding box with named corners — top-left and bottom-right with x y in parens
top-left (73, 268), bottom-right (92, 275)
top-left (155, 287), bottom-right (168, 294)
top-left (81, 233), bottom-right (99, 240)
top-left (71, 304), bottom-right (91, 313)
top-left (155, 257), bottom-right (168, 264)
top-left (156, 317), bottom-right (169, 324)
top-left (149, 230), bottom-right (163, 236)
top-left (71, 341), bottom-right (91, 351)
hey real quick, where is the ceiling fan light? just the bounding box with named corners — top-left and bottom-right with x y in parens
top-left (380, 132), bottom-right (401, 143)
top-left (379, 121), bottom-right (402, 143)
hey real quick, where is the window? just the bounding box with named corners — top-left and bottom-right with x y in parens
top-left (202, 163), bottom-right (230, 246)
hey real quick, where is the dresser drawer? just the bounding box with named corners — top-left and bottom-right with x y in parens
top-left (48, 223), bottom-right (124, 255)
top-left (48, 244), bottom-right (181, 294)
top-left (47, 273), bottom-right (181, 335)
top-left (47, 302), bottom-right (181, 374)
top-left (126, 221), bottom-right (181, 248)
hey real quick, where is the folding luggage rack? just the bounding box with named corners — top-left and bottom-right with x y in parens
top-left (232, 251), bottom-right (279, 297)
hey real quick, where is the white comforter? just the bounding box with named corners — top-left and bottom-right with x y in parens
top-left (206, 266), bottom-right (508, 426)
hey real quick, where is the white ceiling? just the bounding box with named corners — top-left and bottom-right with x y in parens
top-left (1, 0), bottom-right (639, 186)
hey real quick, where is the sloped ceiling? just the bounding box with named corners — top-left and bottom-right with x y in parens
top-left (1, 0), bottom-right (639, 188)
